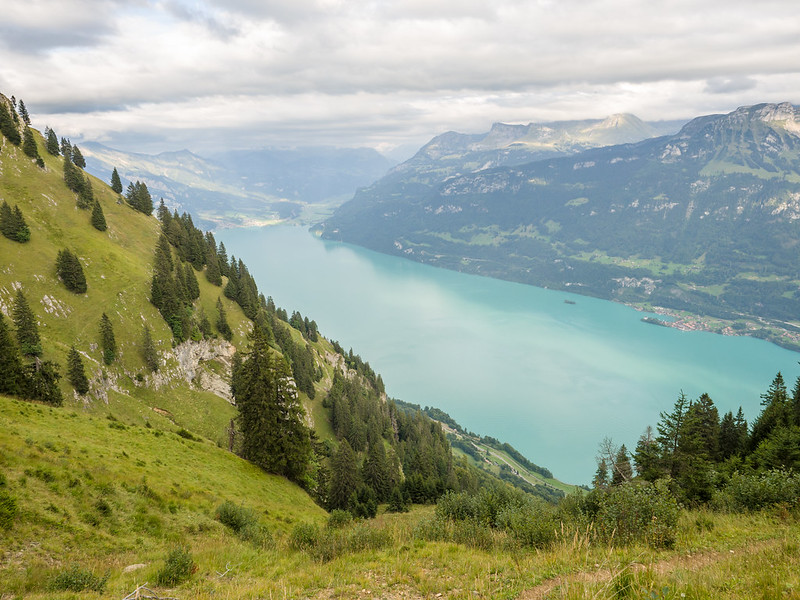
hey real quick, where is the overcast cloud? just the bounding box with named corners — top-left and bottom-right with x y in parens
top-left (2, 0), bottom-right (799, 155)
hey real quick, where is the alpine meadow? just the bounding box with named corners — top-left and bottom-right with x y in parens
top-left (3, 41), bottom-right (800, 600)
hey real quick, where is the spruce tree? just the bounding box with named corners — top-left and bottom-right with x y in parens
top-left (141, 325), bottom-right (159, 372)
top-left (91, 200), bottom-right (107, 231)
top-left (56, 248), bottom-right (87, 293)
top-left (234, 324), bottom-right (311, 483)
top-left (46, 127), bottom-right (60, 155)
top-left (71, 145), bottom-right (86, 168)
top-left (10, 206), bottom-right (30, 242)
top-left (22, 126), bottom-right (41, 162)
top-left (63, 153), bottom-right (84, 194)
top-left (184, 262), bottom-right (200, 301)
top-left (110, 167), bottom-right (123, 194)
top-left (67, 346), bottom-right (90, 395)
top-left (216, 297), bottom-right (232, 341)
top-left (60, 137), bottom-right (71, 158)
top-left (99, 313), bottom-right (117, 365)
top-left (76, 175), bottom-right (94, 209)
top-left (12, 289), bottom-right (41, 357)
top-left (329, 439), bottom-right (360, 511)
top-left (24, 360), bottom-right (63, 406)
top-left (0, 313), bottom-right (24, 396)
top-left (17, 100), bottom-right (30, 125)
top-left (0, 101), bottom-right (21, 145)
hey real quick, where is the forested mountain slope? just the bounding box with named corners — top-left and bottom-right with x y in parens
top-left (322, 103), bottom-right (800, 349)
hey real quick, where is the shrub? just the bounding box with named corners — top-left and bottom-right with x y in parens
top-left (595, 480), bottom-right (680, 548)
top-left (155, 547), bottom-right (194, 587)
top-left (49, 564), bottom-right (108, 592)
top-left (289, 522), bottom-right (322, 552)
top-left (215, 501), bottom-right (273, 547)
top-left (327, 509), bottom-right (353, 529)
top-left (712, 469), bottom-right (800, 512)
top-left (497, 499), bottom-right (559, 549)
top-left (0, 490), bottom-right (18, 530)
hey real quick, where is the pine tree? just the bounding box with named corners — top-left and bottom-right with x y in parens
top-left (76, 175), bottom-right (94, 209)
top-left (0, 313), bottom-right (24, 396)
top-left (750, 372), bottom-right (790, 450)
top-left (67, 346), bottom-right (90, 395)
top-left (63, 153), bottom-right (84, 194)
top-left (1, 201), bottom-right (31, 243)
top-left (99, 313), bottom-right (116, 365)
top-left (91, 200), bottom-right (107, 231)
top-left (45, 127), bottom-right (60, 155)
top-left (329, 439), bottom-right (360, 510)
top-left (184, 263), bottom-right (200, 301)
top-left (17, 100), bottom-right (30, 125)
top-left (633, 425), bottom-right (662, 481)
top-left (110, 167), bottom-right (123, 193)
top-left (24, 360), bottom-right (64, 406)
top-left (22, 126), bottom-right (41, 162)
top-left (60, 137), bottom-right (72, 158)
top-left (0, 101), bottom-right (21, 145)
top-left (56, 249), bottom-right (87, 294)
top-left (233, 324), bottom-right (311, 483)
top-left (216, 297), bottom-right (232, 341)
top-left (611, 444), bottom-right (632, 485)
top-left (141, 325), bottom-right (159, 373)
top-left (362, 441), bottom-right (391, 501)
top-left (71, 145), bottom-right (86, 168)
top-left (12, 289), bottom-right (42, 357)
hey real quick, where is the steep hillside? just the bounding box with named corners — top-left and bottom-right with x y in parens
top-left (322, 103), bottom-right (800, 350)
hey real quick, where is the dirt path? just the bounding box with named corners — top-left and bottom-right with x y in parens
top-left (518, 538), bottom-right (781, 599)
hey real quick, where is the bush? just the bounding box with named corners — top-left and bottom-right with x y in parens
top-left (497, 499), bottom-right (559, 549)
top-left (595, 480), bottom-right (680, 549)
top-left (712, 469), bottom-right (800, 512)
top-left (289, 521), bottom-right (391, 562)
top-left (155, 547), bottom-right (194, 587)
top-left (49, 564), bottom-right (108, 592)
top-left (327, 509), bottom-right (353, 529)
top-left (0, 490), bottom-right (18, 530)
top-left (215, 501), bottom-right (273, 547)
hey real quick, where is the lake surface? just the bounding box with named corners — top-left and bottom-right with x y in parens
top-left (218, 225), bottom-right (800, 484)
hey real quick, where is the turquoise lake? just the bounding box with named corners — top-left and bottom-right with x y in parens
top-left (218, 225), bottom-right (800, 484)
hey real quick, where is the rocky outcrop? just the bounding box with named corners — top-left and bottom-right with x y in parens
top-left (149, 338), bottom-right (236, 403)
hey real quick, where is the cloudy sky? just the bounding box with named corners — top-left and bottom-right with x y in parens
top-left (2, 0), bottom-right (799, 156)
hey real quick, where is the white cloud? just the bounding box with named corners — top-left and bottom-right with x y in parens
top-left (3, 0), bottom-right (799, 153)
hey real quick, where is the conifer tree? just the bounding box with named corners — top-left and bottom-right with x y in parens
top-left (184, 262), bottom-right (200, 301)
top-left (12, 289), bottom-right (41, 357)
top-left (750, 372), bottom-right (789, 450)
top-left (99, 313), bottom-right (116, 365)
top-left (234, 324), bottom-right (311, 483)
top-left (63, 153), bottom-right (84, 194)
top-left (0, 313), bottom-right (24, 396)
top-left (110, 167), bottom-right (123, 193)
top-left (0, 201), bottom-right (31, 243)
top-left (91, 200), bottom-right (107, 231)
top-left (24, 360), bottom-right (64, 406)
top-left (611, 444), bottom-right (632, 485)
top-left (0, 101), bottom-right (21, 145)
top-left (141, 325), bottom-right (159, 373)
top-left (76, 175), bottom-right (94, 209)
top-left (71, 145), bottom-right (86, 168)
top-left (216, 297), bottom-right (232, 341)
top-left (22, 126), bottom-right (41, 163)
top-left (60, 137), bottom-right (72, 158)
top-left (56, 248), bottom-right (87, 293)
top-left (329, 439), bottom-right (360, 510)
top-left (45, 127), bottom-right (60, 155)
top-left (362, 441), bottom-right (391, 501)
top-left (67, 346), bottom-right (90, 395)
top-left (17, 100), bottom-right (30, 125)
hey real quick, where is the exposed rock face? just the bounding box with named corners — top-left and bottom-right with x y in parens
top-left (149, 338), bottom-right (236, 403)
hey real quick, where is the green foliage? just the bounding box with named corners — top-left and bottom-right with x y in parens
top-left (0, 100), bottom-right (21, 145)
top-left (110, 167), bottom-right (123, 193)
top-left (0, 313), bottom-right (24, 396)
top-left (56, 248), bottom-right (87, 293)
top-left (45, 127), bottom-right (59, 155)
top-left (12, 289), bottom-right (41, 357)
top-left (712, 469), bottom-right (800, 512)
top-left (63, 151), bottom-right (84, 194)
top-left (327, 509), bottom-right (353, 529)
top-left (289, 521), bottom-right (391, 563)
top-left (155, 547), bottom-right (194, 587)
top-left (23, 360), bottom-right (64, 406)
top-left (141, 325), bottom-right (159, 372)
top-left (67, 346), bottom-right (90, 395)
top-left (594, 480), bottom-right (680, 548)
top-left (0, 489), bottom-right (18, 530)
top-left (48, 564), bottom-right (108, 593)
top-left (0, 201), bottom-right (31, 243)
top-left (22, 126), bottom-right (42, 164)
top-left (234, 324), bottom-right (312, 484)
top-left (99, 312), bottom-right (116, 365)
top-left (215, 500), bottom-right (274, 547)
top-left (77, 175), bottom-right (94, 209)
top-left (125, 180), bottom-right (153, 215)
top-left (71, 145), bottom-right (86, 168)
top-left (91, 199), bottom-right (107, 231)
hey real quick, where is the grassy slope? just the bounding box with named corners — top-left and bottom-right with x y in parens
top-left (2, 394), bottom-right (799, 599)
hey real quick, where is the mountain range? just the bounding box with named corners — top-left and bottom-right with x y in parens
top-left (321, 103), bottom-right (800, 348)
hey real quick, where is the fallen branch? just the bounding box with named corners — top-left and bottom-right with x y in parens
top-left (122, 583), bottom-right (179, 600)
